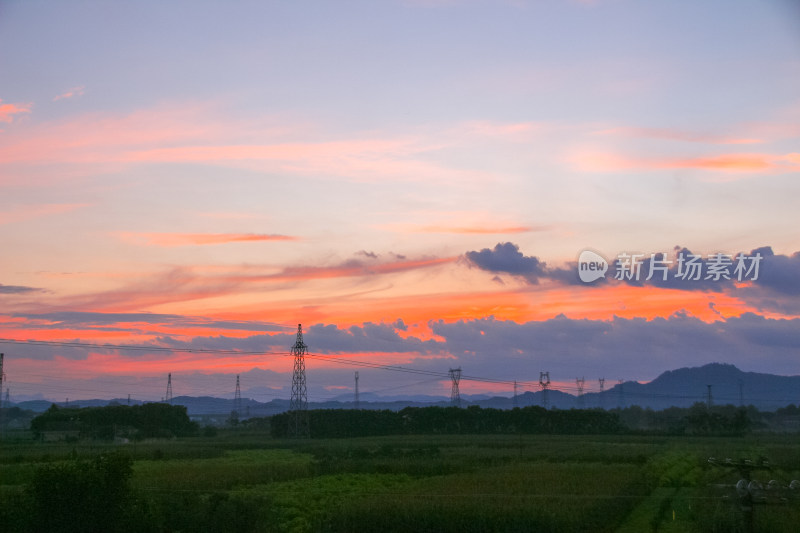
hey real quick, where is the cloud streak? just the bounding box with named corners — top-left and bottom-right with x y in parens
top-left (0, 203), bottom-right (89, 225)
top-left (118, 232), bottom-right (298, 246)
top-left (592, 126), bottom-right (763, 145)
top-left (573, 151), bottom-right (800, 174)
top-left (0, 284), bottom-right (43, 294)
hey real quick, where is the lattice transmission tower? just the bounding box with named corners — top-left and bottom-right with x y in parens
top-left (0, 353), bottom-right (4, 410)
top-left (598, 377), bottom-right (605, 409)
top-left (289, 324), bottom-right (310, 438)
top-left (354, 371), bottom-right (360, 410)
top-left (576, 377), bottom-right (585, 408)
top-left (165, 373), bottom-right (173, 404)
top-left (449, 367), bottom-right (462, 407)
top-left (539, 371), bottom-right (551, 409)
top-left (233, 374), bottom-right (242, 418)
top-left (513, 380), bottom-right (518, 409)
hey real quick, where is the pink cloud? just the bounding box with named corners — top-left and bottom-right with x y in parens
top-left (572, 151), bottom-right (800, 174)
top-left (413, 225), bottom-right (536, 234)
top-left (0, 99), bottom-right (32, 123)
top-left (0, 105), bottom-right (501, 184)
top-left (53, 86), bottom-right (86, 101)
top-left (593, 126), bottom-right (763, 145)
top-left (118, 232), bottom-right (298, 246)
top-left (0, 203), bottom-right (88, 225)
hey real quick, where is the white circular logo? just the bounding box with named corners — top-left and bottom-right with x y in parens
top-left (578, 250), bottom-right (608, 283)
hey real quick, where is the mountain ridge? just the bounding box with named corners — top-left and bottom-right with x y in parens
top-left (8, 362), bottom-right (799, 415)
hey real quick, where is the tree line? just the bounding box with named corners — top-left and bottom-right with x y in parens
top-left (29, 402), bottom-right (198, 440)
top-left (269, 405), bottom-right (625, 438)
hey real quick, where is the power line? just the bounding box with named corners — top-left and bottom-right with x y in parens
top-left (1, 338), bottom-right (796, 406)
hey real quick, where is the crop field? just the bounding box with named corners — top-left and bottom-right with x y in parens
top-left (1, 431), bottom-right (800, 532)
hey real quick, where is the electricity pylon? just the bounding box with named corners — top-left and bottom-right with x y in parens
top-left (540, 372), bottom-right (551, 409)
top-left (289, 324), bottom-right (310, 438)
top-left (165, 373), bottom-right (173, 404)
top-left (576, 377), bottom-right (585, 408)
top-left (354, 371), bottom-right (360, 410)
top-left (233, 374), bottom-right (242, 418)
top-left (449, 367), bottom-right (462, 407)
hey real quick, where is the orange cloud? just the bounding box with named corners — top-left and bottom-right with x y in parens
top-left (119, 232), bottom-right (298, 246)
top-left (0, 99), bottom-right (32, 123)
top-left (23, 256), bottom-right (458, 316)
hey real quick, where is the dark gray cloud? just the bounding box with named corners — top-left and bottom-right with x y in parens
top-left (0, 284), bottom-right (42, 294)
top-left (428, 313), bottom-right (800, 381)
top-left (750, 246), bottom-right (800, 295)
top-left (464, 243), bottom-right (800, 301)
top-left (464, 242), bottom-right (548, 283)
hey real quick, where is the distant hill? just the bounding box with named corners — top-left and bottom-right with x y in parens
top-left (7, 363), bottom-right (799, 415)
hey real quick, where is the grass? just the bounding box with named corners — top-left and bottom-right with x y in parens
top-left (2, 432), bottom-right (800, 532)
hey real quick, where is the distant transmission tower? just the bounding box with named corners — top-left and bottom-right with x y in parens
top-left (289, 324), bottom-right (310, 438)
top-left (738, 379), bottom-right (744, 407)
top-left (233, 375), bottom-right (242, 418)
top-left (0, 353), bottom-right (4, 409)
top-left (354, 371), bottom-right (360, 410)
top-left (449, 367), bottom-right (462, 407)
top-left (165, 373), bottom-right (173, 404)
top-left (576, 377), bottom-right (585, 408)
top-left (539, 372), bottom-right (551, 409)
top-left (598, 377), bottom-right (605, 409)
top-left (513, 380), bottom-right (518, 409)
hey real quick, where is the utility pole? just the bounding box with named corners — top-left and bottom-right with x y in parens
top-left (449, 367), bottom-right (462, 407)
top-left (576, 377), bottom-right (585, 409)
top-left (598, 377), bottom-right (605, 409)
top-left (539, 372), bottom-right (551, 410)
top-left (165, 373), bottom-right (173, 404)
top-left (354, 371), bottom-right (360, 410)
top-left (289, 324), bottom-right (310, 438)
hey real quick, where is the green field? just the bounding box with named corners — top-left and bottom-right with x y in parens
top-left (2, 431), bottom-right (799, 532)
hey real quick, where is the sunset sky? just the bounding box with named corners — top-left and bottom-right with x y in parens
top-left (1, 1), bottom-right (799, 403)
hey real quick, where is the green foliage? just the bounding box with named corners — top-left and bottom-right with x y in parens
top-left (27, 452), bottom-right (138, 533)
